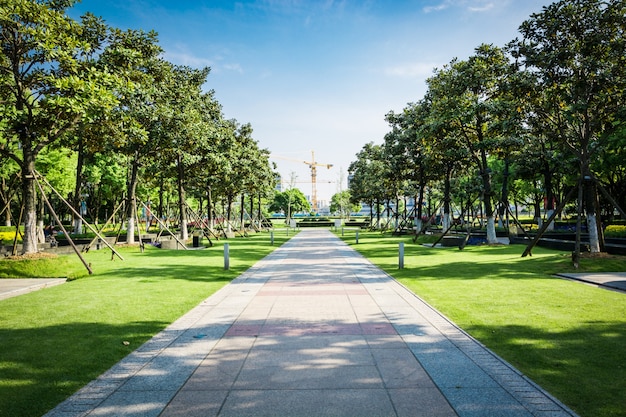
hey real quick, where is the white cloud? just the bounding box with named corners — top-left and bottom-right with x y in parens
top-left (468, 2), bottom-right (496, 12)
top-left (423, 2), bottom-right (450, 13)
top-left (164, 51), bottom-right (214, 68)
top-left (223, 63), bottom-right (244, 74)
top-left (423, 0), bottom-right (501, 14)
top-left (384, 62), bottom-right (439, 79)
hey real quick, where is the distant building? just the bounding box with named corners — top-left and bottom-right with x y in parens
top-left (274, 174), bottom-right (282, 192)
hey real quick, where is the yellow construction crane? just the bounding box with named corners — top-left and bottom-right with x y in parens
top-left (271, 150), bottom-right (333, 211)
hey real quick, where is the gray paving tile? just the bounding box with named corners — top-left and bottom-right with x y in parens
top-left (233, 364), bottom-right (384, 390)
top-left (388, 388), bottom-right (457, 417)
top-left (371, 348), bottom-right (435, 388)
top-left (219, 389), bottom-right (396, 417)
top-left (87, 389), bottom-right (176, 417)
top-left (159, 390), bottom-right (229, 417)
top-left (252, 334), bottom-right (370, 350)
top-left (244, 344), bottom-right (375, 367)
top-left (182, 362), bottom-right (243, 390)
top-left (440, 386), bottom-right (531, 417)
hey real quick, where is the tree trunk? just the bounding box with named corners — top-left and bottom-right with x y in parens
top-left (533, 193), bottom-right (543, 228)
top-left (177, 154), bottom-right (188, 241)
top-left (394, 196), bottom-right (399, 229)
top-left (1, 178), bottom-right (12, 227)
top-left (240, 194), bottom-right (245, 229)
top-left (413, 193), bottom-right (422, 232)
top-left (248, 194), bottom-right (251, 227)
top-left (479, 148), bottom-right (497, 244)
top-left (498, 156), bottom-right (510, 229)
top-left (21, 140), bottom-right (38, 254)
top-left (226, 195), bottom-right (233, 225)
top-left (73, 141), bottom-right (85, 235)
top-left (442, 167), bottom-right (452, 231)
top-left (583, 176), bottom-right (601, 253)
top-left (158, 177), bottom-right (165, 224)
top-left (206, 186), bottom-right (213, 229)
top-left (37, 193), bottom-right (45, 244)
top-left (126, 157), bottom-right (139, 245)
top-left (543, 164), bottom-right (555, 231)
top-left (257, 194), bottom-right (262, 228)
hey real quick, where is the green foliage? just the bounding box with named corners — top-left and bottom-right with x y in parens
top-left (348, 142), bottom-right (387, 205)
top-left (36, 147), bottom-right (77, 198)
top-left (605, 225), bottom-right (626, 237)
top-left (329, 190), bottom-right (359, 217)
top-left (269, 188), bottom-right (310, 218)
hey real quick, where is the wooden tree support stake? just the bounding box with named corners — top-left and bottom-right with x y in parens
top-left (34, 171), bottom-right (124, 261)
top-left (33, 174), bottom-right (92, 275)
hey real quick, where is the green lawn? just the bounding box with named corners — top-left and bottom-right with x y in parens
top-left (0, 232), bottom-right (291, 417)
top-left (338, 231), bottom-right (626, 417)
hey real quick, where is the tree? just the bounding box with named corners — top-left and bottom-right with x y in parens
top-left (0, 0), bottom-right (119, 253)
top-left (512, 0), bottom-right (626, 252)
top-left (348, 142), bottom-right (387, 227)
top-left (96, 28), bottom-right (168, 244)
top-left (155, 65), bottom-right (211, 240)
top-left (427, 45), bottom-right (516, 244)
top-left (269, 188), bottom-right (309, 220)
top-left (330, 190), bottom-right (359, 219)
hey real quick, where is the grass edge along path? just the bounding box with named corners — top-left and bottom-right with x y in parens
top-left (338, 231), bottom-right (626, 417)
top-left (0, 231), bottom-right (294, 417)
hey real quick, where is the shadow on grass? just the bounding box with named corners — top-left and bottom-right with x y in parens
top-left (0, 321), bottom-right (168, 417)
top-left (466, 321), bottom-right (626, 417)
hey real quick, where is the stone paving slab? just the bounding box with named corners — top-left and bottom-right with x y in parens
top-left (557, 272), bottom-right (626, 292)
top-left (44, 229), bottom-right (578, 417)
top-left (0, 278), bottom-right (66, 300)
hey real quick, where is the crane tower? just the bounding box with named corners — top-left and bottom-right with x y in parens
top-left (272, 151), bottom-right (333, 212)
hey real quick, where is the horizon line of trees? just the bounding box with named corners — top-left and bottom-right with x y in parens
top-left (348, 0), bottom-right (626, 254)
top-left (1, 0), bottom-right (278, 253)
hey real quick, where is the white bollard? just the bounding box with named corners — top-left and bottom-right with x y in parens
top-left (224, 243), bottom-right (230, 270)
top-left (355, 231), bottom-right (359, 244)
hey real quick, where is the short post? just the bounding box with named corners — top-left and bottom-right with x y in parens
top-left (355, 231), bottom-right (359, 244)
top-left (270, 231), bottom-right (274, 245)
top-left (341, 227), bottom-right (344, 236)
top-left (399, 242), bottom-right (405, 269)
top-left (224, 243), bottom-right (230, 270)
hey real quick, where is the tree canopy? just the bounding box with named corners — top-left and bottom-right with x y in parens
top-left (349, 0), bottom-right (626, 254)
top-left (0, 0), bottom-right (276, 253)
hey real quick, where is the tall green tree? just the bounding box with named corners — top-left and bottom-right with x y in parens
top-left (348, 142), bottom-right (386, 227)
top-left (330, 190), bottom-right (359, 219)
top-left (97, 28), bottom-right (168, 243)
top-left (427, 45), bottom-right (516, 243)
top-left (512, 0), bottom-right (626, 252)
top-left (269, 188), bottom-right (309, 220)
top-left (0, 0), bottom-right (119, 253)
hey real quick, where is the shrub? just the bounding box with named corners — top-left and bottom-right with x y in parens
top-left (604, 224), bottom-right (626, 237)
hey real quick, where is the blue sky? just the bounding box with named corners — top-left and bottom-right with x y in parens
top-left (69, 0), bottom-right (553, 204)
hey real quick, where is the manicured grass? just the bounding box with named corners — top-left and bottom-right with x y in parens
top-left (0, 232), bottom-right (292, 417)
top-left (338, 231), bottom-right (626, 417)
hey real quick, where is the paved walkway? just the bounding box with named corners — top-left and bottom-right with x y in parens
top-left (557, 272), bottom-right (626, 292)
top-left (44, 229), bottom-right (577, 417)
top-left (0, 278), bottom-right (66, 300)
